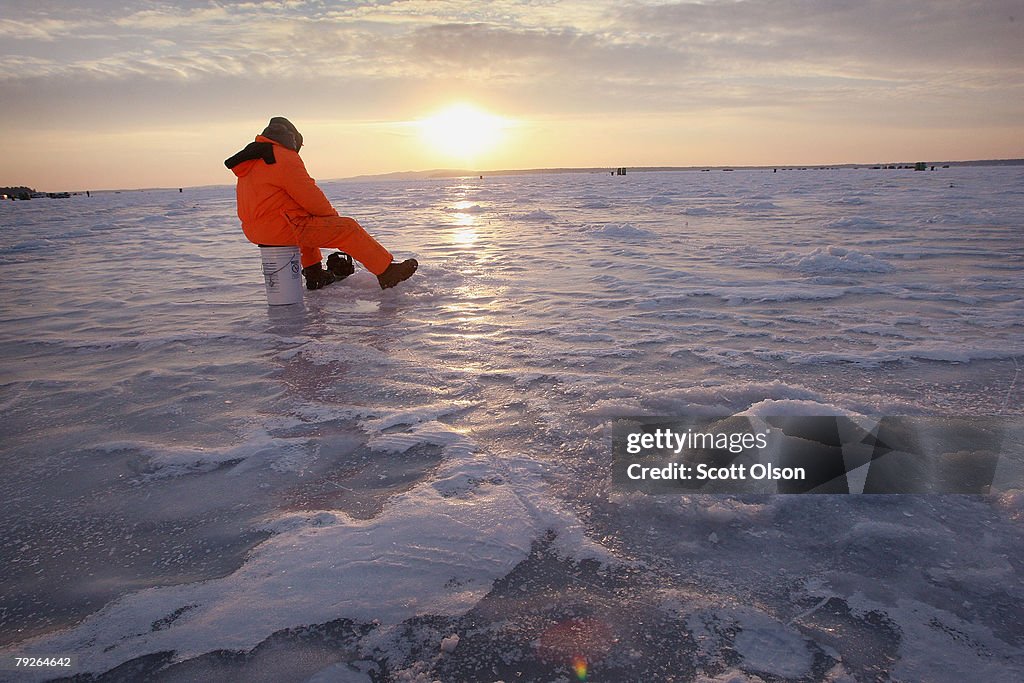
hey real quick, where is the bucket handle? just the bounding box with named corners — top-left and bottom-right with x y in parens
top-left (262, 260), bottom-right (295, 277)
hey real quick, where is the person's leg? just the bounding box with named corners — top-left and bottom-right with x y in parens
top-left (299, 246), bottom-right (323, 269)
top-left (288, 215), bottom-right (393, 275)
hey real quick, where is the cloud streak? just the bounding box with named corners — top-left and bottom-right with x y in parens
top-left (3, 2), bottom-right (1021, 94)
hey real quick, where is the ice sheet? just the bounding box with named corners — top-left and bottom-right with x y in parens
top-left (1, 167), bottom-right (1022, 681)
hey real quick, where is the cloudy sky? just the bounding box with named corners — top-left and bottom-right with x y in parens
top-left (2, 0), bottom-right (1022, 190)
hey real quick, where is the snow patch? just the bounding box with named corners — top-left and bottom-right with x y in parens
top-left (510, 209), bottom-right (555, 221)
top-left (580, 222), bottom-right (656, 239)
top-left (776, 245), bottom-right (894, 274)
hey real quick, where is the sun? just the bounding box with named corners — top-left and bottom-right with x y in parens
top-left (418, 103), bottom-right (508, 163)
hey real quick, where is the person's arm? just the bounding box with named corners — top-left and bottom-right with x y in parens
top-left (278, 150), bottom-right (339, 217)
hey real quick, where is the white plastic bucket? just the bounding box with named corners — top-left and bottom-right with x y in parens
top-left (260, 246), bottom-right (303, 305)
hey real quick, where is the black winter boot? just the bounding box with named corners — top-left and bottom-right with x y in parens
top-left (326, 252), bottom-right (355, 280)
top-left (302, 263), bottom-right (338, 290)
top-left (377, 258), bottom-right (418, 289)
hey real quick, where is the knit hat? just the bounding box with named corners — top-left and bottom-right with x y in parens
top-left (261, 116), bottom-right (303, 151)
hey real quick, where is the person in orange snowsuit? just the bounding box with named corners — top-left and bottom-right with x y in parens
top-left (225, 117), bottom-right (417, 290)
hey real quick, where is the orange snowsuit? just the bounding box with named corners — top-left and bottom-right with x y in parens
top-left (227, 134), bottom-right (393, 273)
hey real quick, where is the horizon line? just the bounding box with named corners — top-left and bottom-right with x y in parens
top-left (6, 157), bottom-right (1022, 194)
top-left (341, 157), bottom-right (1024, 182)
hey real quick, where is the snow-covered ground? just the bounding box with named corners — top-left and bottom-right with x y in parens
top-left (1, 167), bottom-right (1022, 682)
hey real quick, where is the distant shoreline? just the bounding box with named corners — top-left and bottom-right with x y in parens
top-left (341, 158), bottom-right (1024, 182)
top-left (5, 158), bottom-right (1022, 196)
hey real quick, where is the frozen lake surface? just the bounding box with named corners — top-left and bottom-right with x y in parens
top-left (1, 167), bottom-right (1023, 681)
